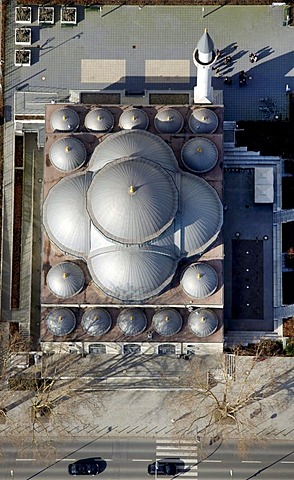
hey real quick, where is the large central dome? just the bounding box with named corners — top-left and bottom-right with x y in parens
top-left (87, 156), bottom-right (178, 244)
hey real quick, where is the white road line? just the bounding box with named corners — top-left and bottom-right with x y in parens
top-left (203, 460), bottom-right (222, 463)
top-left (132, 459), bottom-right (153, 462)
top-left (241, 461), bottom-right (261, 464)
top-left (15, 459), bottom-right (35, 462)
top-left (156, 440), bottom-right (195, 444)
top-left (157, 446), bottom-right (198, 451)
top-left (281, 461), bottom-right (294, 464)
top-left (157, 452), bottom-right (197, 458)
top-left (56, 458), bottom-right (76, 462)
top-left (104, 459), bottom-right (113, 461)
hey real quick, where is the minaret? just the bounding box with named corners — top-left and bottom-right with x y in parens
top-left (193, 28), bottom-right (216, 104)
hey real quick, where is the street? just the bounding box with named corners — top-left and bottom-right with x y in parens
top-left (0, 437), bottom-right (293, 480)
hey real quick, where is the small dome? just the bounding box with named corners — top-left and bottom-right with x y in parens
top-left (119, 108), bottom-right (149, 130)
top-left (47, 262), bottom-right (85, 298)
top-left (85, 108), bottom-right (114, 133)
top-left (181, 263), bottom-right (218, 299)
top-left (154, 108), bottom-right (184, 134)
top-left (152, 309), bottom-right (182, 336)
top-left (81, 308), bottom-right (112, 336)
top-left (50, 108), bottom-right (79, 132)
top-left (181, 137), bottom-right (218, 173)
top-left (189, 108), bottom-right (218, 134)
top-left (117, 308), bottom-right (147, 336)
top-left (188, 308), bottom-right (218, 337)
top-left (46, 308), bottom-right (76, 336)
top-left (49, 137), bottom-right (87, 172)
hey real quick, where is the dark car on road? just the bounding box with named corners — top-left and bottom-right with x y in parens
top-left (68, 460), bottom-right (100, 476)
top-left (148, 462), bottom-right (177, 476)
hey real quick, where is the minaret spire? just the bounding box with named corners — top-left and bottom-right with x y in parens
top-left (193, 28), bottom-right (216, 104)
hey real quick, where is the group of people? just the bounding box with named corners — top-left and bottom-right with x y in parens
top-left (249, 52), bottom-right (258, 63)
top-left (239, 70), bottom-right (248, 86)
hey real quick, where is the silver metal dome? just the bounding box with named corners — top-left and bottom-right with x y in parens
top-left (88, 247), bottom-right (178, 301)
top-left (50, 107), bottom-right (80, 132)
top-left (189, 108), bottom-right (218, 134)
top-left (180, 263), bottom-right (218, 299)
top-left (152, 309), bottom-right (182, 336)
top-left (87, 157), bottom-right (178, 244)
top-left (46, 262), bottom-right (85, 298)
top-left (46, 308), bottom-right (76, 336)
top-left (85, 108), bottom-right (114, 133)
top-left (117, 308), bottom-right (147, 336)
top-left (81, 308), bottom-right (112, 336)
top-left (119, 108), bottom-right (149, 130)
top-left (43, 172), bottom-right (92, 257)
top-left (188, 308), bottom-right (218, 337)
top-left (89, 130), bottom-right (178, 173)
top-left (49, 137), bottom-right (87, 172)
top-left (154, 108), bottom-right (184, 134)
top-left (180, 172), bottom-right (223, 256)
top-left (181, 137), bottom-right (218, 173)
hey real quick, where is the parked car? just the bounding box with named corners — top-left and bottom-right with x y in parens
top-left (68, 460), bottom-right (99, 476)
top-left (148, 462), bottom-right (177, 476)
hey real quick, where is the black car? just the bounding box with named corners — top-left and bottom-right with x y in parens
top-left (68, 461), bottom-right (99, 476)
top-left (148, 462), bottom-right (177, 476)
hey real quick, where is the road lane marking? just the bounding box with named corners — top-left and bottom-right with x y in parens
top-left (16, 459), bottom-right (35, 461)
top-left (203, 460), bottom-right (222, 463)
top-left (241, 461), bottom-right (261, 463)
top-left (56, 458), bottom-right (76, 461)
top-left (281, 461), bottom-right (294, 463)
top-left (132, 459), bottom-right (153, 462)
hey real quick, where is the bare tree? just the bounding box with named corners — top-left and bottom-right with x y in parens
top-left (169, 345), bottom-right (291, 453)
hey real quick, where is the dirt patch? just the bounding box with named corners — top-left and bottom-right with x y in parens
top-left (11, 170), bottom-right (23, 309)
top-left (283, 317), bottom-right (294, 337)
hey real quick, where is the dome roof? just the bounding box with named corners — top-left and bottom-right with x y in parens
top-left (189, 108), bottom-right (218, 134)
top-left (81, 308), bottom-right (112, 336)
top-left (119, 108), bottom-right (149, 130)
top-left (197, 30), bottom-right (214, 54)
top-left (43, 172), bottom-right (92, 257)
top-left (181, 263), bottom-right (218, 298)
top-left (181, 137), bottom-right (218, 173)
top-left (50, 107), bottom-right (79, 132)
top-left (87, 157), bottom-right (178, 244)
top-left (46, 308), bottom-right (76, 336)
top-left (88, 247), bottom-right (177, 301)
top-left (188, 308), bottom-right (218, 337)
top-left (46, 262), bottom-right (85, 298)
top-left (180, 172), bottom-right (223, 256)
top-left (85, 108), bottom-right (114, 133)
top-left (152, 309), bottom-right (182, 336)
top-left (89, 130), bottom-right (178, 173)
top-left (49, 137), bottom-right (87, 172)
top-left (154, 108), bottom-right (184, 134)
top-left (117, 308), bottom-right (147, 336)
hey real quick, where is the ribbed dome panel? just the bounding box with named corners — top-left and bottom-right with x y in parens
top-left (46, 308), bottom-right (76, 336)
top-left (85, 108), bottom-right (114, 133)
top-left (188, 308), bottom-right (218, 337)
top-left (117, 308), bottom-right (147, 336)
top-left (180, 173), bottom-right (223, 256)
top-left (43, 173), bottom-right (92, 257)
top-left (152, 309), bottom-right (183, 336)
top-left (47, 262), bottom-right (85, 298)
top-left (49, 137), bottom-right (87, 172)
top-left (87, 157), bottom-right (178, 244)
top-left (82, 308), bottom-right (112, 336)
top-left (154, 108), bottom-right (184, 134)
top-left (181, 262), bottom-right (218, 298)
top-left (88, 247), bottom-right (177, 301)
top-left (181, 137), bottom-right (218, 173)
top-left (189, 108), bottom-right (218, 134)
top-left (119, 108), bottom-right (149, 130)
top-left (50, 107), bottom-right (79, 132)
top-left (89, 130), bottom-right (178, 173)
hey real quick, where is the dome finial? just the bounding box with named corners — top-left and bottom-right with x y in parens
top-left (129, 185), bottom-right (136, 194)
top-left (63, 272), bottom-right (68, 279)
top-left (204, 28), bottom-right (208, 33)
top-left (197, 273), bottom-right (202, 279)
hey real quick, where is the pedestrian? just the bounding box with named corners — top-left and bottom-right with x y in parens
top-left (254, 54), bottom-right (258, 62)
top-left (215, 68), bottom-right (220, 76)
top-left (216, 49), bottom-right (221, 58)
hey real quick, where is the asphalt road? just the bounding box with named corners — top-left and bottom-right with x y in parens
top-left (0, 437), bottom-right (293, 480)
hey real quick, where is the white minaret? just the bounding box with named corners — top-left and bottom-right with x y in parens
top-left (193, 28), bottom-right (216, 104)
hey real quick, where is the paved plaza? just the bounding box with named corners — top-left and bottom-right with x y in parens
top-left (4, 3), bottom-right (294, 121)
